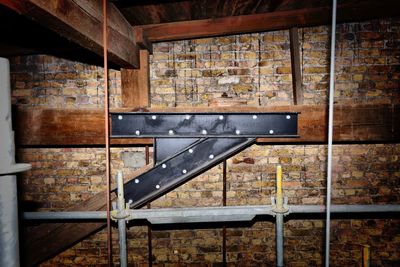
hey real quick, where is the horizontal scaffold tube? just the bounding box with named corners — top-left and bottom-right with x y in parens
top-left (23, 205), bottom-right (400, 224)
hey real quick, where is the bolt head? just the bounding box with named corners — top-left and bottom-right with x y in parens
top-left (286, 115), bottom-right (291, 119)
top-left (134, 179), bottom-right (139, 184)
top-left (209, 154), bottom-right (214, 159)
top-left (162, 163), bottom-right (167, 169)
top-left (189, 149), bottom-right (194, 153)
top-left (135, 130), bottom-right (140, 136)
top-left (168, 130), bottom-right (174, 135)
top-left (155, 184), bottom-right (160, 189)
top-left (185, 115), bottom-right (191, 120)
top-left (201, 129), bottom-right (207, 135)
top-left (118, 115), bottom-right (123, 120)
top-left (152, 115), bottom-right (157, 120)
top-left (252, 115), bottom-right (258, 119)
top-left (269, 129), bottom-right (274, 134)
top-left (182, 169), bottom-right (187, 174)
top-left (235, 129), bottom-right (241, 135)
top-left (219, 115), bottom-right (224, 120)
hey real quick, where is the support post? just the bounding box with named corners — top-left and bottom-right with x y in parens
top-left (0, 58), bottom-right (31, 267)
top-left (117, 171), bottom-right (127, 267)
top-left (275, 165), bottom-right (284, 267)
top-left (325, 0), bottom-right (337, 266)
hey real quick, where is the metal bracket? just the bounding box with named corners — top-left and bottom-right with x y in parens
top-left (111, 112), bottom-right (299, 209)
top-left (271, 197), bottom-right (290, 215)
top-left (111, 202), bottom-right (132, 222)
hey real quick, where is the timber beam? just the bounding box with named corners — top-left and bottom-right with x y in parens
top-left (0, 0), bottom-right (140, 68)
top-left (139, 0), bottom-right (400, 42)
top-left (13, 104), bottom-right (400, 146)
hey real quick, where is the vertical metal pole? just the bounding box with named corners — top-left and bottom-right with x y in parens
top-left (276, 214), bottom-right (284, 267)
top-left (117, 171), bottom-right (127, 267)
top-left (0, 177), bottom-right (20, 267)
top-left (222, 160), bottom-right (227, 266)
top-left (145, 146), bottom-right (153, 267)
top-left (102, 0), bottom-right (112, 265)
top-left (275, 165), bottom-right (284, 267)
top-left (325, 0), bottom-right (337, 266)
top-left (0, 57), bottom-right (30, 267)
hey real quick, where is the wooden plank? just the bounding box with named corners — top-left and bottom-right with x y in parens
top-left (22, 163), bottom-right (153, 266)
top-left (289, 27), bottom-right (303, 105)
top-left (121, 50), bottom-right (150, 108)
top-left (0, 0), bottom-right (139, 68)
top-left (14, 104), bottom-right (400, 146)
top-left (140, 0), bottom-right (400, 42)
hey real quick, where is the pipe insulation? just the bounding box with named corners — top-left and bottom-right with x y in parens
top-left (0, 57), bottom-right (31, 267)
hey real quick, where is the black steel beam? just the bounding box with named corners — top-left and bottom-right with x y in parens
top-left (111, 112), bottom-right (299, 138)
top-left (124, 138), bottom-right (255, 208)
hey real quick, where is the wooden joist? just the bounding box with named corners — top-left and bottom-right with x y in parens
top-left (0, 0), bottom-right (140, 68)
top-left (140, 0), bottom-right (400, 42)
top-left (14, 104), bottom-right (400, 146)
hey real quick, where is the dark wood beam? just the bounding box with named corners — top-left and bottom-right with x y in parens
top-left (133, 27), bottom-right (153, 53)
top-left (14, 104), bottom-right (400, 146)
top-left (121, 50), bottom-right (151, 108)
top-left (0, 0), bottom-right (139, 68)
top-left (22, 164), bottom-right (153, 266)
top-left (140, 0), bottom-right (400, 42)
top-left (289, 27), bottom-right (303, 105)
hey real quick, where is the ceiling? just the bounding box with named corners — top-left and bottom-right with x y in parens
top-left (0, 0), bottom-right (398, 66)
top-left (114, 0), bottom-right (332, 25)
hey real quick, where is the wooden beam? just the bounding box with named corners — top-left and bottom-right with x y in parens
top-left (22, 164), bottom-right (153, 266)
top-left (14, 104), bottom-right (400, 146)
top-left (140, 0), bottom-right (400, 42)
top-left (121, 50), bottom-right (150, 108)
top-left (133, 27), bottom-right (153, 54)
top-left (13, 108), bottom-right (152, 146)
top-left (0, 0), bottom-right (139, 68)
top-left (289, 27), bottom-right (303, 105)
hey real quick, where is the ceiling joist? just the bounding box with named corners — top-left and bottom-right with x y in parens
top-left (139, 0), bottom-right (400, 42)
top-left (0, 0), bottom-right (140, 68)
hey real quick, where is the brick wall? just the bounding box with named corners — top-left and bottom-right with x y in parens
top-left (10, 17), bottom-right (400, 266)
top-left (150, 19), bottom-right (400, 107)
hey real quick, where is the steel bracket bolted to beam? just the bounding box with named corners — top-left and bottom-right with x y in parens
top-left (111, 112), bottom-right (299, 208)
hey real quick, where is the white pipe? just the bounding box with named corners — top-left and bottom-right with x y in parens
top-left (326, 1), bottom-right (337, 266)
top-left (0, 58), bottom-right (30, 267)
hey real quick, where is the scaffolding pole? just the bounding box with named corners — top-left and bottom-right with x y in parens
top-left (326, 0), bottom-right (338, 266)
top-left (23, 204), bottom-right (400, 222)
top-left (0, 58), bottom-right (31, 267)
